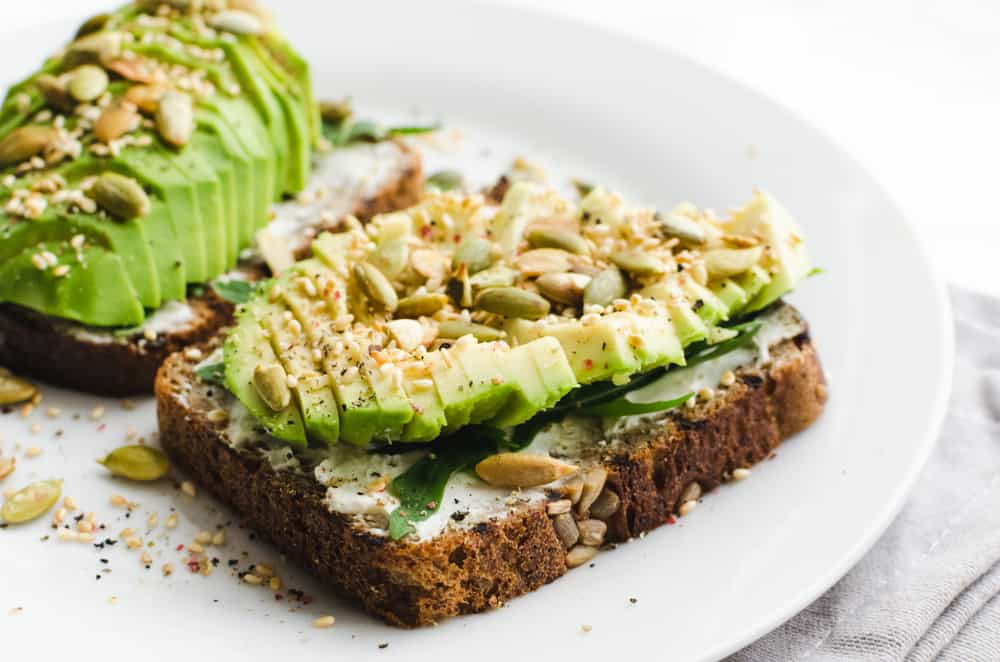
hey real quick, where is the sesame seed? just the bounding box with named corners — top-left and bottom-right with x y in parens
top-left (162, 563), bottom-right (174, 576)
top-left (188, 542), bottom-right (205, 554)
top-left (143, 327), bottom-right (157, 341)
top-left (184, 347), bottom-right (203, 360)
top-left (126, 537), bottom-right (142, 549)
top-left (581, 624), bottom-right (593, 633)
top-left (678, 499), bottom-right (698, 517)
top-left (90, 406), bottom-right (105, 421)
top-left (109, 494), bottom-right (128, 507)
top-left (211, 531), bottom-right (225, 546)
top-left (720, 370), bottom-right (736, 387)
top-left (165, 513), bottom-right (178, 529)
top-left (312, 615), bottom-right (336, 629)
top-left (697, 387), bottom-right (714, 400)
top-left (254, 564), bottom-right (274, 577)
top-left (731, 467), bottom-right (751, 481)
top-left (78, 533), bottom-right (95, 543)
top-left (242, 573), bottom-right (263, 585)
top-left (29, 423), bottom-right (40, 434)
top-left (31, 254), bottom-right (48, 270)
top-left (147, 512), bottom-right (158, 528)
top-left (52, 265), bottom-right (70, 278)
top-left (53, 508), bottom-right (66, 524)
top-left (58, 530), bottom-right (78, 542)
top-left (206, 408), bottom-right (228, 423)
top-left (194, 530), bottom-right (212, 545)
top-left (269, 576), bottom-right (281, 591)
top-left (24, 446), bottom-right (42, 458)
top-left (140, 551), bottom-right (152, 565)
top-left (63, 496), bottom-right (77, 510)
top-left (109, 596), bottom-right (119, 605)
top-left (77, 520), bottom-right (94, 533)
top-left (180, 481), bottom-right (196, 497)
top-left (46, 407), bottom-right (60, 419)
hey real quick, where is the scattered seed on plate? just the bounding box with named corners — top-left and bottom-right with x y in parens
top-left (165, 512), bottom-right (178, 529)
top-left (180, 481), bottom-right (196, 497)
top-left (188, 542), bottom-right (204, 554)
top-left (313, 615), bottom-right (336, 629)
top-left (581, 624), bottom-right (593, 633)
top-left (731, 467), bottom-right (751, 481)
top-left (63, 495), bottom-right (77, 510)
top-left (90, 406), bottom-right (105, 420)
top-left (211, 531), bottom-right (225, 546)
top-left (126, 537), bottom-right (142, 549)
top-left (242, 573), bottom-right (262, 585)
top-left (162, 563), bottom-right (174, 576)
top-left (678, 499), bottom-right (698, 517)
top-left (194, 530), bottom-right (212, 545)
top-left (24, 446), bottom-right (42, 458)
top-left (109, 494), bottom-right (128, 507)
top-left (269, 576), bottom-right (281, 591)
top-left (147, 512), bottom-right (158, 528)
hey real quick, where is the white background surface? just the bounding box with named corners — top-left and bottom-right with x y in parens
top-left (5, 0), bottom-right (999, 295)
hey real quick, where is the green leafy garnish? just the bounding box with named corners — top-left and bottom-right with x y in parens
top-left (584, 393), bottom-right (693, 417)
top-left (571, 178), bottom-right (594, 197)
top-left (807, 267), bottom-right (824, 278)
top-left (322, 115), bottom-right (440, 147)
top-left (211, 279), bottom-right (255, 305)
top-left (387, 426), bottom-right (506, 540)
top-left (194, 361), bottom-right (225, 385)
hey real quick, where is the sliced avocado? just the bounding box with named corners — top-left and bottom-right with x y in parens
top-left (734, 264), bottom-right (772, 310)
top-left (618, 311), bottom-right (685, 371)
top-left (400, 362), bottom-right (448, 442)
top-left (364, 360), bottom-right (414, 442)
top-left (710, 279), bottom-right (749, 315)
top-left (257, 33), bottom-right (320, 143)
top-left (512, 318), bottom-right (640, 384)
top-left (0, 243), bottom-right (144, 326)
top-left (188, 129), bottom-right (240, 267)
top-left (224, 304), bottom-right (307, 446)
top-left (427, 349), bottom-right (475, 432)
top-left (488, 342), bottom-right (555, 428)
top-left (667, 302), bottom-right (709, 347)
top-left (451, 341), bottom-right (514, 424)
top-left (680, 279), bottom-right (729, 325)
top-left (523, 336), bottom-right (578, 408)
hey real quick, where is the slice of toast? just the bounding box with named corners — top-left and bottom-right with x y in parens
top-left (155, 302), bottom-right (826, 627)
top-left (0, 141), bottom-right (422, 396)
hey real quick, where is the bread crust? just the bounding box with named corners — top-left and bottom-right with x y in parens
top-left (0, 144), bottom-right (422, 396)
top-left (155, 314), bottom-right (826, 627)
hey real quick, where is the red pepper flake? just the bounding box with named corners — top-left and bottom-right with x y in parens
top-left (186, 560), bottom-right (200, 573)
top-left (666, 515), bottom-right (677, 525)
top-left (453, 233), bottom-right (462, 244)
top-left (420, 225), bottom-right (432, 239)
top-left (97, 423), bottom-right (106, 432)
top-left (583, 359), bottom-right (594, 370)
top-left (176, 544), bottom-right (184, 551)
top-left (334, 290), bottom-right (342, 300)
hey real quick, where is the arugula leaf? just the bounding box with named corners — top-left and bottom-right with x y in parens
top-left (386, 426), bottom-right (506, 540)
top-left (323, 116), bottom-right (441, 147)
top-left (425, 170), bottom-right (464, 192)
top-left (195, 361), bottom-right (225, 385)
top-left (807, 267), bottom-right (824, 277)
top-left (386, 124), bottom-right (440, 136)
top-left (584, 393), bottom-right (693, 417)
top-left (211, 279), bottom-right (255, 305)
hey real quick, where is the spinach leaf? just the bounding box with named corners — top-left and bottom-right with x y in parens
top-left (425, 170), bottom-right (464, 192)
top-left (584, 393), bottom-right (693, 417)
top-left (195, 361), bottom-right (225, 385)
top-left (387, 426), bottom-right (506, 540)
top-left (323, 116), bottom-right (441, 147)
top-left (211, 279), bottom-right (255, 305)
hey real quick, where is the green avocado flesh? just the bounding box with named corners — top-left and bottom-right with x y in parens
top-left (222, 185), bottom-right (811, 448)
top-left (0, 2), bottom-right (315, 327)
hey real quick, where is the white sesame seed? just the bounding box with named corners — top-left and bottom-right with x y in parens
top-left (162, 563), bottom-right (174, 576)
top-left (31, 253), bottom-right (48, 270)
top-left (720, 370), bottom-right (736, 387)
top-left (126, 537), bottom-right (142, 549)
top-left (90, 406), bottom-right (105, 421)
top-left (165, 513), bottom-right (178, 529)
top-left (46, 407), bottom-right (60, 419)
top-left (581, 624), bottom-right (593, 633)
top-left (63, 496), bottom-right (77, 510)
top-left (58, 530), bottom-right (78, 542)
top-left (697, 387), bottom-right (714, 400)
top-left (109, 494), bottom-right (127, 507)
top-left (242, 573), bottom-right (262, 585)
top-left (313, 615), bottom-right (336, 629)
top-left (211, 531), bottom-right (225, 546)
top-left (184, 347), bottom-right (203, 360)
top-left (70, 234), bottom-right (85, 250)
top-left (188, 542), bottom-right (205, 554)
top-left (269, 576), bottom-right (281, 591)
top-left (52, 265), bottom-right (70, 278)
top-left (140, 551), bottom-right (152, 565)
top-left (143, 327), bottom-right (157, 341)
top-left (24, 446), bottom-right (41, 458)
top-left (180, 481), bottom-right (196, 497)
top-left (147, 512), bottom-right (158, 528)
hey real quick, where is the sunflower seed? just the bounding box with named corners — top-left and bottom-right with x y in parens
top-left (209, 9), bottom-right (264, 35)
top-left (610, 250), bottom-right (667, 277)
top-left (105, 58), bottom-right (156, 84)
top-left (91, 172), bottom-right (150, 220)
top-left (583, 267), bottom-right (627, 307)
top-left (253, 363), bottom-right (291, 411)
top-left (526, 227), bottom-right (589, 255)
top-left (588, 488), bottom-right (620, 520)
top-left (93, 104), bottom-right (138, 143)
top-left (0, 369), bottom-right (37, 405)
top-left (577, 519), bottom-right (607, 546)
top-left (536, 272), bottom-right (590, 306)
top-left (475, 453), bottom-right (577, 488)
top-left (703, 246), bottom-right (763, 279)
top-left (516, 248), bottom-right (571, 277)
top-left (453, 237), bottom-right (493, 274)
top-left (437, 319), bottom-right (506, 342)
top-left (354, 262), bottom-right (398, 311)
top-left (67, 65), bottom-right (108, 102)
top-left (0, 126), bottom-right (58, 167)
top-left (552, 513), bottom-right (580, 548)
top-left (566, 544), bottom-right (598, 568)
top-left (97, 446), bottom-right (170, 481)
top-left (395, 292), bottom-right (449, 318)
top-left (1, 479), bottom-right (62, 524)
top-left (124, 83), bottom-right (167, 115)
top-left (156, 90), bottom-right (194, 148)
top-left (576, 467), bottom-right (608, 516)
top-left (475, 287), bottom-right (550, 319)
top-left (386, 319), bottom-right (424, 351)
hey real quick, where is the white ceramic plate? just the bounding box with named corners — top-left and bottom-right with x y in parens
top-left (0, 3), bottom-right (952, 661)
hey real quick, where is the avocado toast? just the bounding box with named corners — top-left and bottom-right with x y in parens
top-left (0, 2), bottom-right (423, 395)
top-left (155, 181), bottom-right (826, 626)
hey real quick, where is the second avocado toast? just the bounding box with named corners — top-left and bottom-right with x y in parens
top-left (0, 1), bottom-right (423, 395)
top-left (156, 181), bottom-right (826, 625)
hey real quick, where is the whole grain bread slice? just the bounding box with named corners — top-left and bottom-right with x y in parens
top-left (154, 303), bottom-right (827, 627)
top-left (0, 142), bottom-right (422, 396)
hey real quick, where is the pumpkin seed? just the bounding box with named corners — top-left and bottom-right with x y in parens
top-left (453, 237), bottom-right (493, 274)
top-left (386, 319), bottom-right (424, 351)
top-left (319, 99), bottom-right (352, 124)
top-left (445, 264), bottom-right (473, 308)
top-left (67, 65), bottom-right (109, 103)
top-left (354, 261), bottom-right (398, 311)
top-left (437, 319), bottom-right (506, 342)
top-left (253, 363), bottom-right (291, 411)
top-left (124, 83), bottom-right (167, 115)
top-left (475, 453), bottom-right (577, 488)
top-left (36, 74), bottom-right (75, 113)
top-left (156, 90), bottom-right (194, 148)
top-left (610, 250), bottom-right (667, 277)
top-left (571, 178), bottom-right (594, 198)
top-left (516, 248), bottom-right (572, 277)
top-left (583, 267), bottom-right (626, 307)
top-left (657, 212), bottom-right (706, 244)
top-left (469, 264), bottom-right (518, 291)
top-left (0, 369), bottom-right (37, 405)
top-left (93, 104), bottom-right (138, 143)
top-left (0, 126), bottom-right (58, 168)
top-left (395, 293), bottom-right (448, 318)
top-left (475, 287), bottom-right (550, 320)
top-left (75, 13), bottom-right (111, 39)
top-left (371, 238), bottom-right (409, 279)
top-left (1, 479), bottom-right (61, 524)
top-left (426, 169), bottom-right (463, 192)
top-left (526, 227), bottom-right (589, 255)
top-left (91, 172), bottom-right (150, 220)
top-left (703, 246), bottom-right (763, 279)
top-left (105, 58), bottom-right (156, 84)
top-left (209, 9), bottom-right (264, 35)
top-left (536, 272), bottom-right (591, 306)
top-left (64, 31), bottom-right (122, 66)
top-left (97, 446), bottom-right (170, 481)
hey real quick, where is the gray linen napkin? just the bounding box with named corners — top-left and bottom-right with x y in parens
top-left (730, 288), bottom-right (1000, 661)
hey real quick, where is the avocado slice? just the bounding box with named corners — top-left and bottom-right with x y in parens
top-left (0, 243), bottom-right (144, 326)
top-left (681, 279), bottom-right (730, 325)
top-left (189, 130), bottom-right (240, 267)
top-left (489, 339), bottom-right (567, 428)
top-left (400, 361), bottom-right (448, 442)
top-left (452, 341), bottom-right (514, 424)
top-left (427, 349), bottom-right (476, 432)
top-left (711, 279), bottom-right (749, 314)
top-left (224, 304), bottom-right (307, 447)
